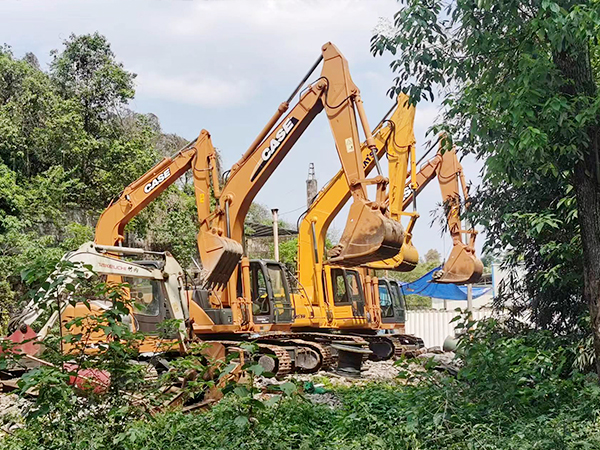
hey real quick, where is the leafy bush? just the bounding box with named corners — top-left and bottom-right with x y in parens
top-left (3, 314), bottom-right (600, 450)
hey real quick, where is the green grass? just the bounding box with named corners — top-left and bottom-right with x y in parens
top-left (3, 376), bottom-right (600, 450)
top-left (3, 318), bottom-right (600, 450)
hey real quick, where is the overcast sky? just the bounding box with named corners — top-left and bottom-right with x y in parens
top-left (2, 0), bottom-right (485, 261)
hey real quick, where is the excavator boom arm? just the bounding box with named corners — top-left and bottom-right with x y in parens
top-left (202, 42), bottom-right (406, 289)
top-left (95, 130), bottom-right (219, 247)
top-left (402, 147), bottom-right (483, 284)
top-left (297, 95), bottom-right (417, 287)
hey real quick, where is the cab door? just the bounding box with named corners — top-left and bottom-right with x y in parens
top-left (249, 260), bottom-right (294, 324)
top-left (249, 262), bottom-right (270, 323)
top-left (126, 276), bottom-right (174, 334)
top-left (330, 268), bottom-right (366, 319)
top-left (378, 280), bottom-right (396, 322)
top-left (389, 281), bottom-right (407, 323)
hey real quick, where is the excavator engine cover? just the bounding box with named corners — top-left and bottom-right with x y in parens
top-left (327, 200), bottom-right (405, 266)
top-left (199, 233), bottom-right (243, 288)
top-left (433, 243), bottom-right (483, 284)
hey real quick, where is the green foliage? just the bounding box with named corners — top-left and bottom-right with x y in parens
top-left (371, 0), bottom-right (600, 333)
top-left (278, 237), bottom-right (298, 270)
top-left (0, 35), bottom-right (200, 325)
top-left (404, 294), bottom-right (432, 309)
top-left (138, 185), bottom-right (200, 268)
top-left (50, 32), bottom-right (136, 135)
top-left (246, 202), bottom-right (275, 227)
top-left (0, 163), bottom-right (25, 231)
top-left (4, 316), bottom-right (600, 450)
top-left (0, 260), bottom-right (303, 449)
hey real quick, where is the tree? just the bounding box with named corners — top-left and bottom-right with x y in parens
top-left (50, 32), bottom-right (136, 135)
top-left (22, 52), bottom-right (40, 70)
top-left (0, 48), bottom-right (81, 178)
top-left (372, 0), bottom-right (600, 379)
top-left (0, 34), bottom-right (195, 326)
top-left (424, 249), bottom-right (441, 264)
top-left (278, 238), bottom-right (298, 270)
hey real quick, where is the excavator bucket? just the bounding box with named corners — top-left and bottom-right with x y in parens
top-left (327, 200), bottom-right (405, 266)
top-left (432, 243), bottom-right (483, 284)
top-left (198, 233), bottom-right (244, 289)
top-left (367, 240), bottom-right (419, 272)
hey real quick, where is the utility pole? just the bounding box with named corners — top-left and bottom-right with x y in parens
top-left (467, 284), bottom-right (473, 311)
top-left (272, 208), bottom-right (280, 262)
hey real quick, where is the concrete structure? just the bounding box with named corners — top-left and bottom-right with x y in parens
top-left (306, 163), bottom-right (318, 208)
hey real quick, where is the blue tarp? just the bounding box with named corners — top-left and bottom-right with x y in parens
top-left (400, 266), bottom-right (490, 300)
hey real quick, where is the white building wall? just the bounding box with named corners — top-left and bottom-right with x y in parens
top-left (405, 308), bottom-right (495, 348)
top-left (430, 295), bottom-right (492, 310)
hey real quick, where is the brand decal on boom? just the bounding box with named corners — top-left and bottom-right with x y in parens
top-left (250, 117), bottom-right (299, 182)
top-left (144, 168), bottom-right (171, 194)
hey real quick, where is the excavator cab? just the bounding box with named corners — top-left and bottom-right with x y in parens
top-left (378, 278), bottom-right (406, 324)
top-left (248, 260), bottom-right (294, 324)
top-left (124, 261), bottom-right (176, 336)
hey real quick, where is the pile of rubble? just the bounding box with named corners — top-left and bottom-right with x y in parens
top-left (0, 393), bottom-right (29, 435)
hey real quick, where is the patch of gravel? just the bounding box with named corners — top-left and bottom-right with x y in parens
top-left (0, 393), bottom-right (30, 433)
top-left (304, 392), bottom-right (343, 409)
top-left (361, 359), bottom-right (402, 380)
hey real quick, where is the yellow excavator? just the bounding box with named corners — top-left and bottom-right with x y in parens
top-left (395, 141), bottom-right (483, 284)
top-left (374, 144), bottom-right (483, 344)
top-left (6, 43), bottom-right (480, 377)
top-left (8, 42), bottom-right (410, 375)
top-left (290, 95), bottom-right (482, 359)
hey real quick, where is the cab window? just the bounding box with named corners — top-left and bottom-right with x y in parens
top-left (379, 284), bottom-right (395, 318)
top-left (251, 266), bottom-right (269, 314)
top-left (332, 269), bottom-right (349, 305)
top-left (126, 277), bottom-right (163, 317)
top-left (345, 271), bottom-right (364, 304)
top-left (391, 283), bottom-right (406, 310)
top-left (267, 264), bottom-right (287, 302)
top-left (267, 264), bottom-right (292, 321)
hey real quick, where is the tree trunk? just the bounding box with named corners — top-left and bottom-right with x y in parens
top-left (554, 47), bottom-right (600, 381)
top-left (574, 155), bottom-right (600, 380)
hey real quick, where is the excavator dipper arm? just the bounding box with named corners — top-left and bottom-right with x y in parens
top-left (202, 42), bottom-right (406, 291)
top-left (94, 130), bottom-right (243, 282)
top-left (297, 94), bottom-right (419, 307)
top-left (401, 147), bottom-right (483, 284)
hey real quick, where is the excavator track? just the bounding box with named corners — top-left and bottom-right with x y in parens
top-left (205, 340), bottom-right (293, 377)
top-left (354, 335), bottom-right (396, 361)
top-left (388, 334), bottom-right (426, 357)
top-left (256, 343), bottom-right (293, 377)
top-left (275, 339), bottom-right (335, 373)
top-left (260, 332), bottom-right (371, 370)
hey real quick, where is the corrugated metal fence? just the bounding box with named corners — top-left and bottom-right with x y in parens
top-left (405, 309), bottom-right (496, 349)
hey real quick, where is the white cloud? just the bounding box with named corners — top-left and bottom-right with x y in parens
top-left (136, 72), bottom-right (255, 108)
